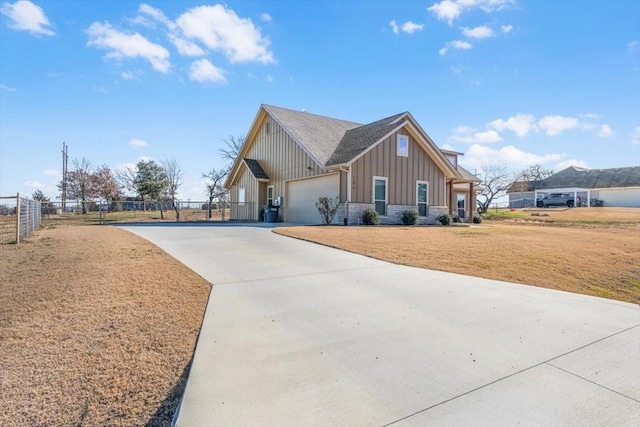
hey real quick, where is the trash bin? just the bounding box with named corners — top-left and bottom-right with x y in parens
top-left (264, 206), bottom-right (280, 223)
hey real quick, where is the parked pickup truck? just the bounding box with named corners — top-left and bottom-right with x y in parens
top-left (537, 193), bottom-right (574, 208)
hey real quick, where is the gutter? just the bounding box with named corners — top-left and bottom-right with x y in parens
top-left (339, 165), bottom-right (350, 225)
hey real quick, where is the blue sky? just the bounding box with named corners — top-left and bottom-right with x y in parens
top-left (1, 0), bottom-right (639, 201)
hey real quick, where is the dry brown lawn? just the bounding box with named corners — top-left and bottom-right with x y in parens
top-left (0, 224), bottom-right (211, 426)
top-left (275, 219), bottom-right (640, 304)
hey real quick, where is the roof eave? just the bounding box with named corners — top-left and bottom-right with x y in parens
top-left (223, 106), bottom-right (268, 189)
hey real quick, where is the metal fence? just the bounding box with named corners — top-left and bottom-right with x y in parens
top-left (38, 200), bottom-right (233, 224)
top-left (0, 194), bottom-right (42, 244)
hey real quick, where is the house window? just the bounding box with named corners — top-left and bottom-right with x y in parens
top-left (416, 181), bottom-right (428, 217)
top-left (373, 176), bottom-right (388, 216)
top-left (267, 185), bottom-right (274, 206)
top-left (397, 135), bottom-right (409, 157)
top-left (238, 187), bottom-right (245, 206)
top-left (457, 193), bottom-right (466, 218)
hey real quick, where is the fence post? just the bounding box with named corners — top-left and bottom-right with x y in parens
top-left (15, 192), bottom-right (20, 244)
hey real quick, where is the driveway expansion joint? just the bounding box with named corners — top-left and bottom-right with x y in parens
top-left (212, 264), bottom-right (389, 286)
top-left (382, 323), bottom-right (640, 426)
top-left (545, 362), bottom-right (640, 403)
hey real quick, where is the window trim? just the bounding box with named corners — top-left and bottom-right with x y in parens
top-left (397, 134), bottom-right (409, 157)
top-left (373, 176), bottom-right (388, 217)
top-left (238, 187), bottom-right (245, 206)
top-left (416, 180), bottom-right (429, 217)
top-left (267, 185), bottom-right (274, 206)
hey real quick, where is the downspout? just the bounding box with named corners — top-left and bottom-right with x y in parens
top-left (339, 165), bottom-right (350, 225)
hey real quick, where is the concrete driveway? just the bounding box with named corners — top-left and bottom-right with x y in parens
top-left (119, 224), bottom-right (640, 427)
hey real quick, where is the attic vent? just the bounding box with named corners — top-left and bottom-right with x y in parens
top-left (265, 118), bottom-right (270, 134)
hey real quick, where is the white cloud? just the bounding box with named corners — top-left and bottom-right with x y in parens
top-left (461, 144), bottom-right (563, 171)
top-left (43, 169), bottom-right (60, 178)
top-left (266, 75), bottom-right (273, 83)
top-left (176, 4), bottom-right (274, 63)
top-left (93, 86), bottom-right (108, 94)
top-left (0, 83), bottom-right (16, 91)
top-left (450, 126), bottom-right (502, 144)
top-left (121, 71), bottom-right (135, 80)
top-left (428, 0), bottom-right (461, 25)
top-left (137, 3), bottom-right (176, 30)
top-left (581, 112), bottom-right (601, 120)
top-left (439, 39), bottom-right (472, 56)
top-left (632, 126), bottom-right (640, 145)
top-left (597, 124), bottom-right (613, 138)
top-left (428, 0), bottom-right (514, 25)
top-left (554, 159), bottom-right (588, 170)
top-left (441, 143), bottom-right (457, 151)
top-left (129, 138), bottom-right (148, 148)
top-left (389, 19), bottom-right (399, 34)
top-left (461, 25), bottom-right (494, 39)
top-left (501, 24), bottom-right (513, 33)
top-left (260, 13), bottom-right (272, 22)
top-left (537, 115), bottom-right (580, 136)
top-left (87, 21), bottom-right (171, 73)
top-left (169, 34), bottom-right (206, 56)
top-left (489, 114), bottom-right (537, 137)
top-left (114, 162), bottom-right (136, 173)
top-left (189, 58), bottom-right (227, 83)
top-left (390, 19), bottom-right (424, 34)
top-left (25, 180), bottom-right (45, 188)
top-left (402, 21), bottom-right (424, 34)
top-left (628, 40), bottom-right (639, 52)
top-left (1, 0), bottom-right (55, 36)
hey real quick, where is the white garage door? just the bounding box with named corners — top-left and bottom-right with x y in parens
top-left (285, 174), bottom-right (340, 224)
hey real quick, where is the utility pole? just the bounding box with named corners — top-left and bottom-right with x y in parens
top-left (61, 142), bottom-right (68, 211)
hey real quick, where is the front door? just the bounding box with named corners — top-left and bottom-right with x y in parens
top-left (457, 193), bottom-right (466, 219)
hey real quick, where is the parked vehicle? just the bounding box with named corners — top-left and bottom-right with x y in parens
top-left (537, 193), bottom-right (574, 208)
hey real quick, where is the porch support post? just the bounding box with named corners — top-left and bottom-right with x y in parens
top-left (469, 182), bottom-right (475, 221)
top-left (448, 181), bottom-right (454, 216)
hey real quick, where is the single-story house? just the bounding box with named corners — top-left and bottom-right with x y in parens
top-left (508, 165), bottom-right (640, 208)
top-left (224, 104), bottom-right (480, 224)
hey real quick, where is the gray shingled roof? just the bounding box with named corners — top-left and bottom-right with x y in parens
top-left (325, 113), bottom-right (406, 166)
top-left (509, 166), bottom-right (640, 192)
top-left (243, 158), bottom-right (269, 180)
top-left (263, 105), bottom-right (361, 165)
top-left (457, 165), bottom-right (480, 182)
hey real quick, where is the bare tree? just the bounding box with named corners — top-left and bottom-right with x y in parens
top-left (476, 165), bottom-right (514, 214)
top-left (203, 168), bottom-right (228, 220)
top-left (217, 134), bottom-right (244, 165)
top-left (115, 165), bottom-right (137, 197)
top-left (57, 158), bottom-right (94, 214)
top-left (515, 164), bottom-right (554, 182)
top-left (162, 158), bottom-right (184, 221)
top-left (92, 165), bottom-right (120, 211)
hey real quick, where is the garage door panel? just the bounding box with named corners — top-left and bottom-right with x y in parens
top-left (286, 174), bottom-right (340, 224)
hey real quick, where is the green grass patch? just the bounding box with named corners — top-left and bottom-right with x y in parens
top-left (480, 209), bottom-right (528, 220)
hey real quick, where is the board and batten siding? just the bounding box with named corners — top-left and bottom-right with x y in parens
top-left (230, 165), bottom-right (259, 220)
top-left (350, 128), bottom-right (446, 206)
top-left (242, 116), bottom-right (341, 204)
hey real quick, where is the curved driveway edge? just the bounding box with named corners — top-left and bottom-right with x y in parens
top-left (118, 224), bottom-right (640, 427)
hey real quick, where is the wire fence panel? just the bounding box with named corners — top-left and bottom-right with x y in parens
top-left (0, 194), bottom-right (41, 244)
top-left (40, 200), bottom-right (234, 224)
top-left (19, 196), bottom-right (42, 242)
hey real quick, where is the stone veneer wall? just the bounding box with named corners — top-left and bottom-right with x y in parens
top-left (344, 203), bottom-right (449, 225)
